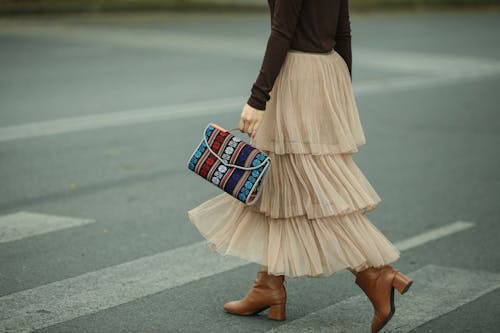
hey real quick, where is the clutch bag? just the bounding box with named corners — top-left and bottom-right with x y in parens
top-left (187, 122), bottom-right (271, 205)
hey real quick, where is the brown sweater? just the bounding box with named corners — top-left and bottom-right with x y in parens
top-left (247, 0), bottom-right (352, 111)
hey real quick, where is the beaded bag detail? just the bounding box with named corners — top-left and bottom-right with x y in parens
top-left (187, 122), bottom-right (271, 205)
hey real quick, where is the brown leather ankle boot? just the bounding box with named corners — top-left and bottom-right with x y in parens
top-left (355, 265), bottom-right (413, 332)
top-left (223, 270), bottom-right (286, 320)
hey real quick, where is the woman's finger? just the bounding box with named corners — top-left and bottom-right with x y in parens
top-left (239, 113), bottom-right (247, 133)
top-left (247, 121), bottom-right (255, 136)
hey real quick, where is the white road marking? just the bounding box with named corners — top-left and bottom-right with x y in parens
top-left (0, 211), bottom-right (95, 244)
top-left (2, 21), bottom-right (500, 75)
top-left (1, 24), bottom-right (500, 142)
top-left (355, 47), bottom-right (500, 76)
top-left (394, 221), bottom-right (475, 251)
top-left (0, 23), bottom-right (265, 59)
top-left (0, 241), bottom-right (248, 333)
top-left (0, 221), bottom-right (474, 332)
top-left (2, 22), bottom-right (500, 74)
top-left (266, 265), bottom-right (500, 333)
top-left (0, 58), bottom-right (498, 143)
top-left (353, 71), bottom-right (499, 96)
top-left (0, 96), bottom-right (243, 142)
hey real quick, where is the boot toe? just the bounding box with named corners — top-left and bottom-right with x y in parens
top-left (223, 301), bottom-right (238, 312)
top-left (371, 309), bottom-right (394, 332)
top-left (224, 300), bottom-right (254, 315)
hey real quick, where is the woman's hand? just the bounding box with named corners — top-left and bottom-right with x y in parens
top-left (239, 103), bottom-right (264, 139)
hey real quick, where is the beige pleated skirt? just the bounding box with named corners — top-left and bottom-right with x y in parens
top-left (187, 48), bottom-right (401, 278)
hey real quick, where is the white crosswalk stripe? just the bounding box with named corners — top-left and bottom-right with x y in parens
top-left (0, 211), bottom-right (95, 244)
top-left (394, 221), bottom-right (474, 251)
top-left (0, 221), bottom-right (475, 332)
top-left (0, 241), bottom-right (248, 333)
top-left (266, 265), bottom-right (500, 333)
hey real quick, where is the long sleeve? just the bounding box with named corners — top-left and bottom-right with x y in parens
top-left (334, 0), bottom-right (352, 78)
top-left (247, 0), bottom-right (304, 111)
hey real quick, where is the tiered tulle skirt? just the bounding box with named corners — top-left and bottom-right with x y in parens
top-left (187, 48), bottom-right (401, 278)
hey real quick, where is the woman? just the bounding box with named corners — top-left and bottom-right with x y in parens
top-left (187, 0), bottom-right (413, 332)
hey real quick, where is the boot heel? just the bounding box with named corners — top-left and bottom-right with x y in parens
top-left (268, 303), bottom-right (286, 321)
top-left (392, 271), bottom-right (413, 295)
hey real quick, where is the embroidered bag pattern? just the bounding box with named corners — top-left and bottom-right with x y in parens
top-left (187, 123), bottom-right (271, 205)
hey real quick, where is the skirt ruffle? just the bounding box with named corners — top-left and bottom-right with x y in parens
top-left (251, 49), bottom-right (366, 155)
top-left (187, 193), bottom-right (400, 278)
top-left (247, 151), bottom-right (382, 219)
top-left (187, 48), bottom-right (400, 278)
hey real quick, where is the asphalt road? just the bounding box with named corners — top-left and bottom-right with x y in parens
top-left (1, 9), bottom-right (499, 333)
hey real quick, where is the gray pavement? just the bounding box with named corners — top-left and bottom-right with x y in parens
top-left (0, 9), bottom-right (500, 333)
